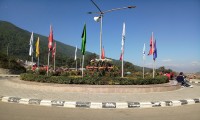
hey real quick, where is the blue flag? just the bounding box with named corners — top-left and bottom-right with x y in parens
top-left (153, 40), bottom-right (157, 61)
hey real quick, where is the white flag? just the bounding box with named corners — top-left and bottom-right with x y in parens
top-left (121, 22), bottom-right (125, 52)
top-left (29, 32), bottom-right (34, 56)
top-left (143, 43), bottom-right (146, 60)
top-left (74, 45), bottom-right (77, 60)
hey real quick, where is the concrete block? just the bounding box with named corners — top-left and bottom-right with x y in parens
top-left (40, 100), bottom-right (52, 106)
top-left (140, 102), bottom-right (152, 108)
top-left (64, 101), bottom-right (76, 108)
top-left (19, 98), bottom-right (30, 104)
top-left (116, 102), bottom-right (128, 108)
top-left (90, 102), bottom-right (102, 109)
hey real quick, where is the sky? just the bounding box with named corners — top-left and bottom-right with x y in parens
top-left (0, 0), bottom-right (200, 73)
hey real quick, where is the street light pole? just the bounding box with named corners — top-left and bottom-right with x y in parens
top-left (88, 0), bottom-right (136, 59)
top-left (99, 14), bottom-right (103, 59)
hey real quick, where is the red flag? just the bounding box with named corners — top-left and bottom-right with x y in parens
top-left (48, 25), bottom-right (53, 51)
top-left (52, 42), bottom-right (56, 58)
top-left (119, 53), bottom-right (122, 61)
top-left (148, 32), bottom-right (154, 55)
top-left (101, 46), bottom-right (105, 59)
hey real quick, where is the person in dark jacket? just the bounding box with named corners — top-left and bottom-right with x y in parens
top-left (176, 72), bottom-right (193, 87)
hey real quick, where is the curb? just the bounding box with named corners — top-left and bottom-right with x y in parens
top-left (1, 96), bottom-right (200, 109)
top-left (0, 75), bottom-right (20, 78)
top-left (190, 81), bottom-right (200, 84)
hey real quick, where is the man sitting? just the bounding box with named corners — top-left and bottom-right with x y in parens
top-left (176, 72), bottom-right (193, 88)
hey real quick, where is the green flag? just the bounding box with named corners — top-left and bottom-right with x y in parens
top-left (81, 24), bottom-right (86, 55)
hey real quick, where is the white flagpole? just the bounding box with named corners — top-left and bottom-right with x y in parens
top-left (82, 55), bottom-right (84, 77)
top-left (151, 32), bottom-right (154, 78)
top-left (38, 57), bottom-right (39, 67)
top-left (143, 43), bottom-right (145, 79)
top-left (54, 42), bottom-right (56, 71)
top-left (47, 50), bottom-right (50, 76)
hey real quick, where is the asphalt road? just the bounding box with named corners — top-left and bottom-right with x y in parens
top-left (0, 102), bottom-right (200, 120)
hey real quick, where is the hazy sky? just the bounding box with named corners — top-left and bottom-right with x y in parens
top-left (0, 0), bottom-right (200, 73)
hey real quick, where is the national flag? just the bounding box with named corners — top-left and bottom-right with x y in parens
top-left (52, 42), bottom-right (56, 58)
top-left (101, 46), bottom-right (105, 59)
top-left (81, 24), bottom-right (86, 55)
top-left (29, 32), bottom-right (34, 56)
top-left (143, 43), bottom-right (146, 60)
top-left (48, 25), bottom-right (53, 51)
top-left (74, 45), bottom-right (77, 60)
top-left (148, 32), bottom-right (154, 55)
top-left (35, 37), bottom-right (40, 57)
top-left (153, 40), bottom-right (157, 61)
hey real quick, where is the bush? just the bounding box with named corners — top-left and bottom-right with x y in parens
top-left (20, 73), bottom-right (168, 85)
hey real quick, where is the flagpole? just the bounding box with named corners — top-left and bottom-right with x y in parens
top-left (76, 60), bottom-right (77, 71)
top-left (122, 51), bottom-right (124, 78)
top-left (82, 55), bottom-right (84, 77)
top-left (152, 32), bottom-right (154, 78)
top-left (38, 57), bottom-right (39, 67)
top-left (54, 42), bottom-right (56, 71)
top-left (143, 59), bottom-right (145, 79)
top-left (47, 49), bottom-right (50, 76)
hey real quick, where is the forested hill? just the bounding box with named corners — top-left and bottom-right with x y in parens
top-left (0, 20), bottom-right (87, 66)
top-left (0, 20), bottom-right (150, 72)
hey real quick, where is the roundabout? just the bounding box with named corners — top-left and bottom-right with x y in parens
top-left (0, 75), bottom-right (200, 109)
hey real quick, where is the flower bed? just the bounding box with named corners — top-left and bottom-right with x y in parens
top-left (20, 73), bottom-right (168, 85)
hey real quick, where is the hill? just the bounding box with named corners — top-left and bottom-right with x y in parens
top-left (0, 20), bottom-right (87, 66)
top-left (0, 20), bottom-right (150, 72)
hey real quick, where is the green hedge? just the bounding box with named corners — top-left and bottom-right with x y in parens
top-left (20, 73), bottom-right (168, 85)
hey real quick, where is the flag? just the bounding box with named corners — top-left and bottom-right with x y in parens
top-left (52, 42), bottom-right (56, 58)
top-left (143, 43), bottom-right (146, 60)
top-left (48, 25), bottom-right (53, 51)
top-left (153, 40), bottom-right (157, 61)
top-left (120, 22), bottom-right (125, 60)
top-left (74, 45), bottom-right (77, 60)
top-left (81, 24), bottom-right (86, 55)
top-left (29, 32), bottom-right (34, 56)
top-left (148, 32), bottom-right (154, 55)
top-left (119, 53), bottom-right (122, 61)
top-left (35, 37), bottom-right (40, 57)
top-left (101, 46), bottom-right (105, 59)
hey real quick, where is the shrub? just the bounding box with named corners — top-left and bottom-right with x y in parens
top-left (20, 73), bottom-right (168, 85)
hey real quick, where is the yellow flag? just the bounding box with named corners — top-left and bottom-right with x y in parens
top-left (35, 37), bottom-right (40, 57)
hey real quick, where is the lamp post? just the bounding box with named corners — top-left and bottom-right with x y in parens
top-left (88, 0), bottom-right (136, 59)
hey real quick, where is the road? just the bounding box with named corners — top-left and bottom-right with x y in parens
top-left (0, 102), bottom-right (200, 120)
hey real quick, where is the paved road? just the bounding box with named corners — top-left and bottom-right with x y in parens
top-left (0, 102), bottom-right (200, 120)
top-left (0, 77), bottom-right (200, 102)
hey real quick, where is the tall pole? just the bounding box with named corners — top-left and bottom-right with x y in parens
top-left (99, 14), bottom-right (103, 59)
top-left (76, 60), bottom-right (77, 71)
top-left (122, 49), bottom-right (124, 78)
top-left (38, 57), bottom-right (39, 67)
top-left (82, 55), bottom-right (84, 77)
top-left (143, 60), bottom-right (145, 79)
top-left (47, 49), bottom-right (50, 76)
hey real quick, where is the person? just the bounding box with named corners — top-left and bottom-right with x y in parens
top-left (176, 72), bottom-right (193, 88)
